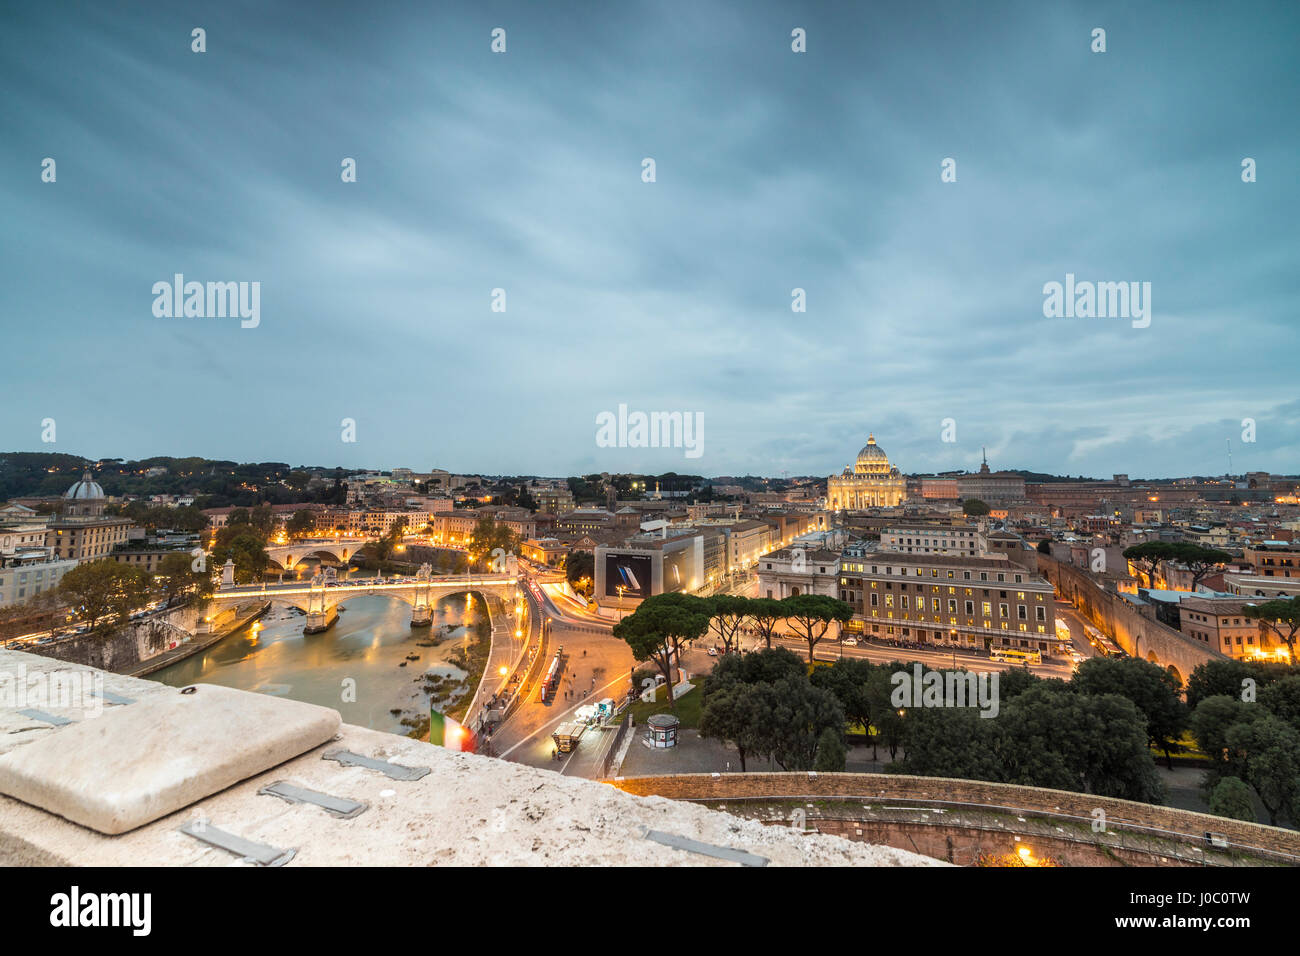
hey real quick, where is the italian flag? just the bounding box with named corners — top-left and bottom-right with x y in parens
top-left (429, 708), bottom-right (475, 752)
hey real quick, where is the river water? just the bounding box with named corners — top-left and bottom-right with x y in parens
top-left (149, 587), bottom-right (484, 735)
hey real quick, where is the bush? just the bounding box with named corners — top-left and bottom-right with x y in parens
top-left (813, 726), bottom-right (847, 772)
top-left (1208, 776), bottom-right (1256, 823)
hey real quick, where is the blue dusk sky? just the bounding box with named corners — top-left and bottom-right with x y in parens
top-left (2, 0), bottom-right (1297, 479)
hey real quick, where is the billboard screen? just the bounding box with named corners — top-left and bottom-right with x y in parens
top-left (604, 553), bottom-right (652, 599)
top-left (662, 547), bottom-right (692, 594)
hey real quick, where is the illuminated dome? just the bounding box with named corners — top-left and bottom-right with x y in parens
top-left (830, 432), bottom-right (906, 510)
top-left (65, 471), bottom-right (105, 500)
top-left (854, 435), bottom-right (892, 475)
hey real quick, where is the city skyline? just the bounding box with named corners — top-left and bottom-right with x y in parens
top-left (2, 438), bottom-right (1296, 484)
top-left (4, 1), bottom-right (1299, 478)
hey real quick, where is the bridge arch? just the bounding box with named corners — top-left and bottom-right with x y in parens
top-left (265, 542), bottom-right (361, 570)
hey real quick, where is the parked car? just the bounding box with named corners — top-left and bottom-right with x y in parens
top-left (842, 637), bottom-right (858, 646)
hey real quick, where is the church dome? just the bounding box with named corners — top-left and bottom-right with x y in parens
top-left (65, 471), bottom-right (105, 500)
top-left (856, 434), bottom-right (888, 465)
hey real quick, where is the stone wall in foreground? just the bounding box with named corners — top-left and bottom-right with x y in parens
top-left (608, 772), bottom-right (1300, 866)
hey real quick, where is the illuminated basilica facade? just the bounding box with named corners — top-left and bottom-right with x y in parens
top-left (827, 434), bottom-right (907, 510)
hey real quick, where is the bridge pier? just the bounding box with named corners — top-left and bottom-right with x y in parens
top-left (304, 609), bottom-right (338, 634)
top-left (409, 563), bottom-right (433, 627)
top-left (303, 573), bottom-right (338, 634)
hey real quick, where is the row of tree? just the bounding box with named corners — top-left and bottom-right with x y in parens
top-left (55, 555), bottom-right (213, 633)
top-left (694, 649), bottom-right (1180, 801)
top-left (1122, 541), bottom-right (1233, 590)
top-left (611, 592), bottom-right (855, 705)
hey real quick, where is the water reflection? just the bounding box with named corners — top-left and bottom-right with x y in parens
top-left (150, 592), bottom-right (483, 734)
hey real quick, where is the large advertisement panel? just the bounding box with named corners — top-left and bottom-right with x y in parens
top-left (662, 546), bottom-right (692, 594)
top-left (604, 553), bottom-right (652, 599)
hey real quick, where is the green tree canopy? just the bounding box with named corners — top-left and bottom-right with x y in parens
top-left (1073, 656), bottom-right (1188, 767)
top-left (813, 725), bottom-right (847, 772)
top-left (1243, 597), bottom-right (1300, 663)
top-left (1208, 776), bottom-right (1257, 823)
top-left (781, 594), bottom-right (852, 662)
top-left (611, 592), bottom-right (712, 710)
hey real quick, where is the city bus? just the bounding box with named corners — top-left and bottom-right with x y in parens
top-left (990, 648), bottom-right (1042, 666)
top-left (539, 652), bottom-right (562, 703)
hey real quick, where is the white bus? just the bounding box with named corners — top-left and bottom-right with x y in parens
top-left (990, 648), bottom-right (1042, 666)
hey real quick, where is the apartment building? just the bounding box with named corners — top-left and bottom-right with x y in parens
top-left (838, 552), bottom-right (1059, 654)
top-left (879, 524), bottom-right (985, 556)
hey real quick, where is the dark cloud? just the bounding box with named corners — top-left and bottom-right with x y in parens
top-left (1, 0), bottom-right (1296, 477)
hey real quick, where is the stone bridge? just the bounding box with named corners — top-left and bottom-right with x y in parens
top-left (263, 538), bottom-right (372, 570)
top-left (208, 563), bottom-right (519, 633)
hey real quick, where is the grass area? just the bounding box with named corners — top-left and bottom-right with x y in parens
top-left (625, 680), bottom-right (703, 729)
top-left (1150, 730), bottom-right (1210, 764)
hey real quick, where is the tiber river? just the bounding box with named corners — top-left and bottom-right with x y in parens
top-left (150, 570), bottom-right (484, 734)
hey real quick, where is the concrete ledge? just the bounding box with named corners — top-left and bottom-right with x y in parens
top-left (0, 684), bottom-right (341, 835)
top-left (0, 651), bottom-right (938, 867)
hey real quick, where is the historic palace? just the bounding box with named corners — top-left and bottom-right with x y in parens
top-left (827, 434), bottom-right (907, 510)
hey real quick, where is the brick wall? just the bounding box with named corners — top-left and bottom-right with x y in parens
top-left (608, 772), bottom-right (1300, 863)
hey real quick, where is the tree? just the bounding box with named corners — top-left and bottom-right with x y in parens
top-left (612, 593), bottom-right (712, 710)
top-left (705, 594), bottom-right (751, 655)
top-left (900, 706), bottom-right (1002, 781)
top-left (767, 676), bottom-right (844, 770)
top-left (565, 550), bottom-right (595, 596)
top-left (1167, 543), bottom-right (1232, 590)
top-left (210, 529), bottom-right (270, 584)
top-left (1122, 541), bottom-right (1176, 589)
top-left (1208, 777), bottom-right (1257, 823)
top-left (1189, 695), bottom-right (1258, 781)
top-left (699, 681), bottom-right (776, 772)
top-left (1243, 597), bottom-right (1300, 664)
top-left (703, 646), bottom-right (807, 694)
top-left (1036, 539), bottom-right (1052, 555)
top-left (995, 684), bottom-right (1164, 802)
top-left (1073, 656), bottom-right (1188, 767)
top-left (1224, 715), bottom-right (1300, 826)
top-left (467, 516), bottom-right (518, 568)
top-left (813, 726), bottom-right (847, 772)
top-left (58, 560), bottom-right (150, 631)
top-left (746, 597), bottom-right (786, 650)
top-left (1259, 675), bottom-right (1300, 732)
top-left (247, 504), bottom-right (275, 536)
top-left (781, 594), bottom-right (852, 663)
top-left (285, 509), bottom-right (316, 538)
top-left (962, 498), bottom-right (990, 516)
top-left (156, 552), bottom-right (213, 607)
top-left (865, 667), bottom-right (906, 760)
top-left (810, 657), bottom-right (875, 741)
top-left (58, 560), bottom-right (120, 631)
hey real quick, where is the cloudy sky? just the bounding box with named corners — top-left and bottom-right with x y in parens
top-left (3, 0), bottom-right (1297, 480)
